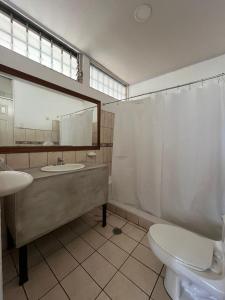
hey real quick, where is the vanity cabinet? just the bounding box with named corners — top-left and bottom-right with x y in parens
top-left (4, 164), bottom-right (108, 284)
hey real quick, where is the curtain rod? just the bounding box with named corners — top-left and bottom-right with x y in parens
top-left (103, 72), bottom-right (225, 106)
top-left (60, 106), bottom-right (96, 118)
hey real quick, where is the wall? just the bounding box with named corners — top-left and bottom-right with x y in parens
top-left (14, 79), bottom-right (86, 130)
top-left (129, 53), bottom-right (225, 97)
top-left (0, 45), bottom-right (115, 166)
top-left (0, 46), bottom-right (116, 105)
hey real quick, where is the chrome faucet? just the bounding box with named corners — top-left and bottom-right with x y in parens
top-left (57, 157), bottom-right (64, 165)
top-left (0, 157), bottom-right (12, 170)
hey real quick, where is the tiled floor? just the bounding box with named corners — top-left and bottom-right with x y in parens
top-left (3, 207), bottom-right (171, 300)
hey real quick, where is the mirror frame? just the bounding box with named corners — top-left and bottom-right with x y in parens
top-left (0, 64), bottom-right (101, 153)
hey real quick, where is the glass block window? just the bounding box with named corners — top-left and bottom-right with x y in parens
top-left (90, 65), bottom-right (127, 100)
top-left (0, 9), bottom-right (79, 80)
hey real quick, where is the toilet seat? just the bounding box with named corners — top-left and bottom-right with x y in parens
top-left (149, 224), bottom-right (214, 271)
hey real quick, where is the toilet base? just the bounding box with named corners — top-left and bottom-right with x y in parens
top-left (164, 267), bottom-right (222, 300)
top-left (165, 268), bottom-right (181, 300)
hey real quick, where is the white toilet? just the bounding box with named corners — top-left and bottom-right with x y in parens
top-left (148, 217), bottom-right (225, 300)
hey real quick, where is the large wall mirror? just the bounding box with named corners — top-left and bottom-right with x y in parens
top-left (0, 65), bottom-right (100, 153)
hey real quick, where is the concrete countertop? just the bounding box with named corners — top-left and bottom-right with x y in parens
top-left (22, 163), bottom-right (108, 180)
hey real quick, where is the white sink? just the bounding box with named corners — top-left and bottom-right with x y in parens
top-left (0, 171), bottom-right (33, 197)
top-left (41, 163), bottom-right (85, 172)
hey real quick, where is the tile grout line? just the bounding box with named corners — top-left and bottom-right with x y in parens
top-left (46, 227), bottom-right (108, 300)
top-left (3, 209), bottom-right (154, 300)
top-left (8, 251), bottom-right (29, 300)
top-left (33, 243), bottom-right (71, 300)
top-left (54, 211), bottom-right (159, 298)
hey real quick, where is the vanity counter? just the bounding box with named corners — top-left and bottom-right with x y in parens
top-left (23, 163), bottom-right (107, 180)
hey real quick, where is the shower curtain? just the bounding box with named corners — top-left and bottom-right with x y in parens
top-left (60, 110), bottom-right (93, 146)
top-left (112, 81), bottom-right (225, 239)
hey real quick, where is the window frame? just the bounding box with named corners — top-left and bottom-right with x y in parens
top-left (0, 3), bottom-right (81, 81)
top-left (0, 63), bottom-right (101, 153)
top-left (90, 64), bottom-right (127, 100)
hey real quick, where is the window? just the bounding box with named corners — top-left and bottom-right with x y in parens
top-left (0, 8), bottom-right (79, 81)
top-left (90, 65), bottom-right (127, 100)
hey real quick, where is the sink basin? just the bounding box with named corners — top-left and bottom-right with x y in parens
top-left (0, 171), bottom-right (33, 197)
top-left (41, 163), bottom-right (85, 172)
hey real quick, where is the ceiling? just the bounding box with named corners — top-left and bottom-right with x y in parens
top-left (7, 0), bottom-right (225, 84)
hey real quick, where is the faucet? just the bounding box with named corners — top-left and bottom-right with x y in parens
top-left (0, 157), bottom-right (12, 170)
top-left (57, 157), bottom-right (64, 165)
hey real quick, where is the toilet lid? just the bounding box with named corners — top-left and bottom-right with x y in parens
top-left (149, 224), bottom-right (214, 271)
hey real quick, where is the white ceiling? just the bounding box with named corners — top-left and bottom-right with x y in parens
top-left (7, 0), bottom-right (225, 84)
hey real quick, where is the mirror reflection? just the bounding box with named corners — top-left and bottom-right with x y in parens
top-left (0, 75), bottom-right (98, 147)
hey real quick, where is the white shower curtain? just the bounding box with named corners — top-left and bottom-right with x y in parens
top-left (112, 81), bottom-right (225, 239)
top-left (60, 110), bottom-right (93, 146)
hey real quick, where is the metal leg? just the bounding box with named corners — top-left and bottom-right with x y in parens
top-left (19, 245), bottom-right (28, 285)
top-left (7, 228), bottom-right (14, 250)
top-left (102, 203), bottom-right (107, 227)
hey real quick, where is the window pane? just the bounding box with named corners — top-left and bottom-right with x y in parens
top-left (71, 56), bottom-right (78, 79)
top-left (89, 65), bottom-right (126, 100)
top-left (62, 51), bottom-right (70, 76)
top-left (0, 9), bottom-right (79, 81)
top-left (41, 37), bottom-right (51, 67)
top-left (52, 44), bottom-right (61, 72)
top-left (13, 20), bottom-right (26, 56)
top-left (28, 29), bottom-right (40, 62)
top-left (0, 12), bottom-right (11, 49)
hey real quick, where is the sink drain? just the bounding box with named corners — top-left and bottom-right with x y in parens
top-left (113, 227), bottom-right (122, 235)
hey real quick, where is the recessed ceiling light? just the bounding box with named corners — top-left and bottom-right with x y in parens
top-left (134, 3), bottom-right (152, 23)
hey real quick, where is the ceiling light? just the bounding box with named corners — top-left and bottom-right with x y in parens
top-left (134, 4), bottom-right (152, 23)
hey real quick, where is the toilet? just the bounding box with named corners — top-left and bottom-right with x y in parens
top-left (148, 219), bottom-right (225, 300)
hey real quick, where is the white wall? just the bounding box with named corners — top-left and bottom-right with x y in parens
top-left (129, 53), bottom-right (225, 97)
top-left (0, 45), bottom-right (115, 108)
top-left (13, 79), bottom-right (88, 130)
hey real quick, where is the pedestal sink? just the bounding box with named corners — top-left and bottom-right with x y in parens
top-left (0, 171), bottom-right (33, 197)
top-left (0, 171), bottom-right (33, 299)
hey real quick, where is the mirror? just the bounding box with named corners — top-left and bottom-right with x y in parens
top-left (0, 65), bottom-right (100, 152)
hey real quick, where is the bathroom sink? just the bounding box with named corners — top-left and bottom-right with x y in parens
top-left (0, 171), bottom-right (33, 197)
top-left (41, 163), bottom-right (85, 172)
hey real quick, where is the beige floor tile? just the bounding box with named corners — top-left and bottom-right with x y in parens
top-left (68, 218), bottom-right (90, 235)
top-left (35, 234), bottom-right (62, 257)
top-left (140, 234), bottom-right (150, 248)
top-left (105, 272), bottom-right (148, 300)
top-left (3, 278), bottom-right (27, 300)
top-left (96, 291), bottom-right (111, 300)
top-left (41, 284), bottom-right (69, 300)
top-left (24, 262), bottom-right (57, 300)
top-left (94, 223), bottom-right (114, 239)
top-left (81, 229), bottom-right (107, 249)
top-left (61, 266), bottom-right (101, 300)
top-left (108, 214), bottom-right (126, 228)
top-left (82, 213), bottom-right (99, 227)
top-left (132, 244), bottom-right (163, 274)
top-left (160, 265), bottom-right (166, 278)
top-left (122, 223), bottom-right (146, 242)
top-left (120, 257), bottom-right (158, 295)
top-left (52, 225), bottom-right (78, 245)
top-left (89, 207), bottom-right (102, 217)
top-left (65, 237), bottom-right (94, 263)
top-left (98, 240), bottom-right (128, 268)
top-left (46, 248), bottom-right (79, 280)
top-left (12, 244), bottom-right (43, 271)
top-left (82, 252), bottom-right (116, 288)
top-left (151, 277), bottom-right (171, 300)
top-left (2, 255), bottom-right (17, 284)
top-left (110, 233), bottom-right (138, 253)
